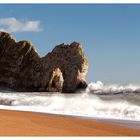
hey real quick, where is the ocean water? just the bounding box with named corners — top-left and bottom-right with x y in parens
top-left (0, 81), bottom-right (140, 122)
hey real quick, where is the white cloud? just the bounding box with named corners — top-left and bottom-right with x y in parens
top-left (0, 17), bottom-right (42, 33)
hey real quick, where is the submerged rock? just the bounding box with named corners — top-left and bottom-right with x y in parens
top-left (0, 32), bottom-right (88, 93)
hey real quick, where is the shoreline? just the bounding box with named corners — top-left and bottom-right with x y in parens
top-left (0, 109), bottom-right (140, 136)
top-left (1, 107), bottom-right (140, 130)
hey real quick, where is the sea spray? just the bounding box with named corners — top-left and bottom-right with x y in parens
top-left (86, 81), bottom-right (140, 94)
top-left (0, 82), bottom-right (140, 121)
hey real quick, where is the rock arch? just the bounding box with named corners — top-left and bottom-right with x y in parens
top-left (47, 68), bottom-right (63, 92)
top-left (0, 32), bottom-right (88, 93)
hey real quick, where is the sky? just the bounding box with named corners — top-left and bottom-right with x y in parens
top-left (0, 4), bottom-right (140, 84)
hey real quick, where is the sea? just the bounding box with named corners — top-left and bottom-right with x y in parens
top-left (0, 81), bottom-right (140, 129)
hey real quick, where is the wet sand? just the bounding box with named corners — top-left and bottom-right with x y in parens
top-left (0, 109), bottom-right (140, 136)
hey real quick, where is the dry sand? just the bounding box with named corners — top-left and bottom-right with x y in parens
top-left (0, 109), bottom-right (140, 136)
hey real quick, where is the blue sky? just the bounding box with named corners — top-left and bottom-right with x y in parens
top-left (0, 4), bottom-right (140, 84)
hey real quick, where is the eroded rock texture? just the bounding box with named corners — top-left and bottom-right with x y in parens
top-left (0, 32), bottom-right (88, 93)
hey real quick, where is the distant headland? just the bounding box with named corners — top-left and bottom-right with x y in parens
top-left (0, 32), bottom-right (88, 93)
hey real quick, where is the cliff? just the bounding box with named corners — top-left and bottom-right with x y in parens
top-left (0, 32), bottom-right (88, 93)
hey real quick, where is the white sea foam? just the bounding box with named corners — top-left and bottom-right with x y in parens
top-left (86, 81), bottom-right (140, 94)
top-left (0, 82), bottom-right (140, 121)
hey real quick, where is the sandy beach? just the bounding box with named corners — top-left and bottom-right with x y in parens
top-left (0, 109), bottom-right (140, 136)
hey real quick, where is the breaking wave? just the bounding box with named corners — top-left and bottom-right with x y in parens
top-left (0, 81), bottom-right (140, 121)
top-left (86, 81), bottom-right (140, 94)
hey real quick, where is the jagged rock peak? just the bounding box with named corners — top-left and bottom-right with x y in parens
top-left (0, 31), bottom-right (88, 93)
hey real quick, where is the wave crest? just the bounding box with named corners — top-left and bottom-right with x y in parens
top-left (86, 81), bottom-right (140, 94)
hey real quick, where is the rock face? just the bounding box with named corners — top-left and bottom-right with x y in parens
top-left (0, 32), bottom-right (88, 93)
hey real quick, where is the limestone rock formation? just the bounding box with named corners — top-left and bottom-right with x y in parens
top-left (0, 31), bottom-right (88, 93)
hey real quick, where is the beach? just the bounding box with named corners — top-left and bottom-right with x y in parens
top-left (0, 109), bottom-right (140, 136)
